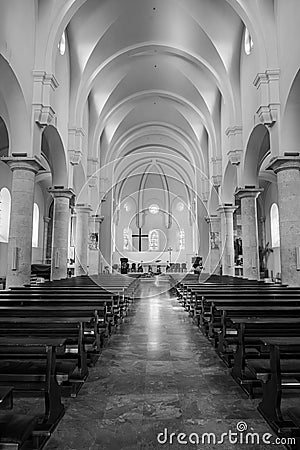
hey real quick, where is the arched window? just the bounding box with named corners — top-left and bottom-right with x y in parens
top-left (32, 203), bottom-right (39, 247)
top-left (270, 203), bottom-right (280, 248)
top-left (123, 228), bottom-right (130, 250)
top-left (0, 187), bottom-right (11, 243)
top-left (149, 230), bottom-right (159, 251)
top-left (176, 201), bottom-right (184, 212)
top-left (179, 229), bottom-right (185, 250)
top-left (58, 31), bottom-right (66, 55)
top-left (149, 204), bottom-right (159, 214)
top-left (244, 27), bottom-right (254, 55)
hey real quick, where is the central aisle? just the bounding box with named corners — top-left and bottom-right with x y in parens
top-left (47, 277), bottom-right (280, 450)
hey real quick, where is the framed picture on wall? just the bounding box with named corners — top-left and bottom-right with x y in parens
top-left (89, 232), bottom-right (98, 250)
top-left (210, 231), bottom-right (219, 249)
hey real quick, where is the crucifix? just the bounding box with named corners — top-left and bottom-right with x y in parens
top-left (132, 228), bottom-right (148, 252)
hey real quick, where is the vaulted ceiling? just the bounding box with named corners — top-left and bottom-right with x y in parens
top-left (65, 0), bottom-right (246, 202)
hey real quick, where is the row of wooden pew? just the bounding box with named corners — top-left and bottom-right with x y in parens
top-left (173, 273), bottom-right (300, 449)
top-left (0, 274), bottom-right (139, 449)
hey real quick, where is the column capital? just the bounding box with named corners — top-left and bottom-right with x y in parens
top-left (217, 204), bottom-right (237, 215)
top-left (1, 155), bottom-right (46, 173)
top-left (205, 215), bottom-right (220, 224)
top-left (227, 149), bottom-right (243, 166)
top-left (90, 214), bottom-right (104, 224)
top-left (48, 186), bottom-right (75, 199)
top-left (235, 187), bottom-right (263, 200)
top-left (75, 203), bottom-right (93, 214)
top-left (266, 154), bottom-right (300, 174)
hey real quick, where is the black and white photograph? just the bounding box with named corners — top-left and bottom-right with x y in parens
top-left (0, 1), bottom-right (299, 449)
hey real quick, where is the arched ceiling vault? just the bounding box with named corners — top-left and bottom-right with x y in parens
top-left (106, 123), bottom-right (203, 169)
top-left (37, 0), bottom-right (271, 191)
top-left (113, 154), bottom-right (195, 194)
top-left (114, 165), bottom-right (194, 217)
top-left (42, 0), bottom-right (266, 75)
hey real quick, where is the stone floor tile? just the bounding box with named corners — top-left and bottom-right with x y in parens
top-left (45, 278), bottom-right (284, 450)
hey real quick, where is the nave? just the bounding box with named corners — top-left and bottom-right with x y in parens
top-left (43, 278), bottom-right (281, 450)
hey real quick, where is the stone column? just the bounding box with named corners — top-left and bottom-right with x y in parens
top-left (266, 154), bottom-right (300, 286)
top-left (2, 156), bottom-right (45, 288)
top-left (259, 217), bottom-right (266, 248)
top-left (42, 217), bottom-right (51, 263)
top-left (96, 216), bottom-right (104, 274)
top-left (217, 205), bottom-right (236, 276)
top-left (74, 204), bottom-right (92, 276)
top-left (48, 187), bottom-right (74, 281)
top-left (100, 190), bottom-right (112, 272)
top-left (205, 215), bottom-right (221, 274)
top-left (87, 215), bottom-right (103, 275)
top-left (235, 188), bottom-right (262, 280)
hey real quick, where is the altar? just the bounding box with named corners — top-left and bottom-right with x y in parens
top-left (113, 250), bottom-right (179, 266)
top-left (112, 250), bottom-right (190, 274)
top-left (139, 262), bottom-right (168, 273)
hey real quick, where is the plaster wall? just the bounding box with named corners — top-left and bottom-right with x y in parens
top-left (0, 1), bottom-right (35, 107)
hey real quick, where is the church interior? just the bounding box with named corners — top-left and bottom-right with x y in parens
top-left (0, 0), bottom-right (300, 449)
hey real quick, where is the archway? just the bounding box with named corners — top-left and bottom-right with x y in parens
top-left (243, 124), bottom-right (270, 186)
top-left (42, 125), bottom-right (68, 186)
top-left (281, 69), bottom-right (300, 153)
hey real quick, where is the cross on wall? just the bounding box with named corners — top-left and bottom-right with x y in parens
top-left (132, 228), bottom-right (148, 252)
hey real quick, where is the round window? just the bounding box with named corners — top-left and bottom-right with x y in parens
top-left (149, 204), bottom-right (159, 214)
top-left (124, 202), bottom-right (131, 212)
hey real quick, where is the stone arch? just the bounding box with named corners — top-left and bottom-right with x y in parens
top-left (281, 69), bottom-right (300, 153)
top-left (221, 162), bottom-right (237, 204)
top-left (0, 54), bottom-right (31, 155)
top-left (73, 163), bottom-right (88, 203)
top-left (0, 116), bottom-right (9, 158)
top-left (41, 125), bottom-right (68, 186)
top-left (208, 186), bottom-right (220, 215)
top-left (243, 124), bottom-right (270, 186)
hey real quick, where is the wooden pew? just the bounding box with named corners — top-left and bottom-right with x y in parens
top-left (229, 317), bottom-right (300, 397)
top-left (18, 274), bottom-right (138, 302)
top-left (179, 284), bottom-right (298, 310)
top-left (0, 413), bottom-right (39, 450)
top-left (0, 386), bottom-right (13, 410)
top-left (0, 336), bottom-right (67, 449)
top-left (0, 310), bottom-right (101, 386)
top-left (0, 276), bottom-right (139, 448)
top-left (196, 296), bottom-right (300, 339)
top-left (213, 305), bottom-right (300, 364)
top-left (7, 289), bottom-right (129, 322)
top-left (173, 279), bottom-right (300, 447)
top-left (247, 337), bottom-right (300, 447)
top-left (0, 290), bottom-right (121, 325)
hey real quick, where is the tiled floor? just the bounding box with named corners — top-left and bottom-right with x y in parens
top-left (44, 277), bottom-right (285, 449)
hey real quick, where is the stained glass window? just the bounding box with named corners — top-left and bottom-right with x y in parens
top-left (179, 229), bottom-right (185, 250)
top-left (123, 228), bottom-right (130, 250)
top-left (149, 229), bottom-right (159, 251)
